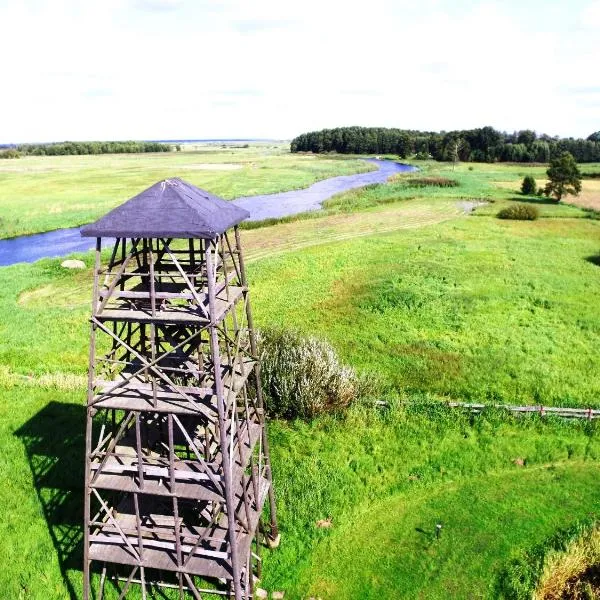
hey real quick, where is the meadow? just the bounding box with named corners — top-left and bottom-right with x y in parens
top-left (0, 144), bottom-right (372, 238)
top-left (0, 146), bottom-right (599, 598)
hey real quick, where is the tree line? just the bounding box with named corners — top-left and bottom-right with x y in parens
top-left (290, 126), bottom-right (600, 163)
top-left (0, 140), bottom-right (172, 158)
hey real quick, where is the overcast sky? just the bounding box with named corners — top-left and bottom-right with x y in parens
top-left (1, 0), bottom-right (599, 143)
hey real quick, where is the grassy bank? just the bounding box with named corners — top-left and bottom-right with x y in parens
top-left (324, 160), bottom-right (598, 219)
top-left (2, 193), bottom-right (599, 405)
top-left (249, 216), bottom-right (600, 407)
top-left (267, 398), bottom-right (600, 600)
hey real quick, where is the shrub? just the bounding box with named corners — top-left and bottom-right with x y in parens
top-left (0, 149), bottom-right (21, 159)
top-left (258, 327), bottom-right (371, 419)
top-left (521, 175), bottom-right (537, 195)
top-left (497, 204), bottom-right (539, 220)
top-left (406, 177), bottom-right (459, 188)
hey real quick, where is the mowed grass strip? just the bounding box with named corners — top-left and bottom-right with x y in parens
top-left (242, 198), bottom-right (463, 263)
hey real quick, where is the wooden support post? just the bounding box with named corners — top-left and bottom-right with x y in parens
top-left (83, 238), bottom-right (101, 600)
top-left (206, 241), bottom-right (244, 600)
top-left (234, 226), bottom-right (279, 540)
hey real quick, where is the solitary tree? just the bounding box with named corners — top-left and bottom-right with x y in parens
top-left (587, 131), bottom-right (600, 142)
top-left (446, 138), bottom-right (467, 170)
top-left (544, 151), bottom-right (582, 201)
top-left (521, 175), bottom-right (537, 195)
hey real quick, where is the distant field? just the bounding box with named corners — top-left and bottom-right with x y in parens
top-left (493, 178), bottom-right (600, 211)
top-left (0, 143), bottom-right (372, 238)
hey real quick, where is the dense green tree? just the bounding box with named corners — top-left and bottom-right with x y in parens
top-left (521, 175), bottom-right (537, 195)
top-left (445, 137), bottom-right (467, 169)
top-left (290, 127), bottom-right (600, 164)
top-left (544, 151), bottom-right (582, 201)
top-left (530, 140), bottom-right (550, 163)
top-left (0, 148), bottom-right (21, 159)
top-left (517, 130), bottom-right (537, 145)
top-left (587, 131), bottom-right (600, 142)
top-left (15, 140), bottom-right (171, 156)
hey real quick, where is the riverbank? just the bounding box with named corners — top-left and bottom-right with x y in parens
top-left (0, 143), bottom-right (372, 240)
top-left (0, 158), bottom-right (414, 265)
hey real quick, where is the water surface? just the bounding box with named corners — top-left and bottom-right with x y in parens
top-left (233, 158), bottom-right (416, 220)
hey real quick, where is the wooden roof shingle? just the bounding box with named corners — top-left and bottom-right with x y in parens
top-left (81, 178), bottom-right (249, 239)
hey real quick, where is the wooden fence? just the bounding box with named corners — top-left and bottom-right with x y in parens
top-left (447, 401), bottom-right (600, 420)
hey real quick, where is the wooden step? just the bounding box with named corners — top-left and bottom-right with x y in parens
top-left (88, 477), bottom-right (270, 579)
top-left (94, 286), bottom-right (244, 324)
top-left (90, 421), bottom-right (262, 501)
top-left (92, 358), bottom-right (256, 416)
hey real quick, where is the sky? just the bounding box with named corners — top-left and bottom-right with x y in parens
top-left (0, 0), bottom-right (599, 143)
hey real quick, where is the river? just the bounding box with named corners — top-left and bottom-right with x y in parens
top-left (0, 159), bottom-right (416, 266)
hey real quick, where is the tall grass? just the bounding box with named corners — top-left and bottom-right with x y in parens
top-left (499, 520), bottom-right (600, 599)
top-left (405, 176), bottom-right (460, 187)
top-left (259, 327), bottom-right (373, 419)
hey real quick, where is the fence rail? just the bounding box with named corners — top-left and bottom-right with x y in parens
top-left (447, 401), bottom-right (599, 420)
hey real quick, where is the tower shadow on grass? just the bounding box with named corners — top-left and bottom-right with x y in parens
top-left (14, 401), bottom-right (85, 600)
top-left (13, 401), bottom-right (216, 599)
top-left (585, 255), bottom-right (600, 267)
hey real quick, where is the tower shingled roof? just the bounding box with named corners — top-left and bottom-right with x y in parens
top-left (81, 178), bottom-right (249, 239)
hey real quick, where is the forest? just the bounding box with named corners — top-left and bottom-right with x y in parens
top-left (290, 126), bottom-right (600, 163)
top-left (0, 140), bottom-right (171, 157)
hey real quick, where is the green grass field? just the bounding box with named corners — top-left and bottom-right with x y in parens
top-left (263, 404), bottom-right (600, 599)
top-left (0, 148), bottom-right (599, 598)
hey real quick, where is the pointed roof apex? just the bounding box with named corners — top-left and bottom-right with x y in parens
top-left (81, 178), bottom-right (250, 239)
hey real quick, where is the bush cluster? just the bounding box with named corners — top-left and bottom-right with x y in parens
top-left (406, 177), bottom-right (459, 188)
top-left (497, 204), bottom-right (540, 220)
top-left (258, 327), bottom-right (371, 420)
top-left (0, 149), bottom-right (21, 159)
top-left (414, 151), bottom-right (431, 160)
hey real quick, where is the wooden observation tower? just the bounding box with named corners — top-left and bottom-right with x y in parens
top-left (81, 179), bottom-right (278, 599)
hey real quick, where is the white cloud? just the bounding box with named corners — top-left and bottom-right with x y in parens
top-left (0, 0), bottom-right (597, 142)
top-left (135, 0), bottom-right (184, 11)
top-left (579, 0), bottom-right (600, 28)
